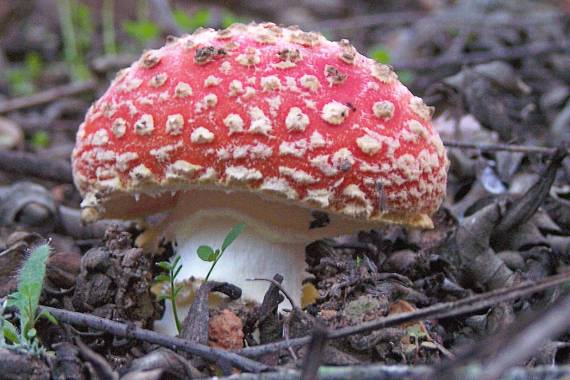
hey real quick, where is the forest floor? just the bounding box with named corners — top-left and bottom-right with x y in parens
top-left (0, 0), bottom-right (569, 379)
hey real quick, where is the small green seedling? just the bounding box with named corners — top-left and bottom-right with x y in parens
top-left (1, 243), bottom-right (57, 356)
top-left (154, 223), bottom-right (245, 333)
top-left (155, 256), bottom-right (184, 334)
top-left (355, 255), bottom-right (363, 267)
top-left (197, 223), bottom-right (246, 283)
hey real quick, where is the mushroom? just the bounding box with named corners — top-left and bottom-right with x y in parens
top-left (71, 23), bottom-right (449, 335)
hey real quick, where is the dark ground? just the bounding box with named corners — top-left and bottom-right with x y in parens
top-left (0, 0), bottom-right (569, 379)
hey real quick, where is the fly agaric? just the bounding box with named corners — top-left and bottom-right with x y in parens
top-left (72, 23), bottom-right (448, 335)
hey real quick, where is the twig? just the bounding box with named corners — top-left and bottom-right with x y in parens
top-left (304, 11), bottom-right (561, 32)
top-left (247, 277), bottom-right (299, 311)
top-left (237, 271), bottom-right (570, 357)
top-left (38, 305), bottom-right (269, 373)
top-left (0, 79), bottom-right (97, 114)
top-left (303, 11), bottom-right (427, 31)
top-left (0, 151), bottom-right (73, 183)
top-left (442, 140), bottom-right (565, 155)
top-left (300, 324), bottom-right (328, 380)
top-left (206, 364), bottom-right (570, 380)
top-left (438, 295), bottom-right (570, 380)
top-left (394, 41), bottom-right (570, 71)
top-left (90, 54), bottom-right (136, 75)
top-left (58, 205), bottom-right (135, 239)
top-left (75, 338), bottom-right (119, 380)
top-left (282, 313), bottom-right (298, 361)
top-left (148, 0), bottom-right (183, 36)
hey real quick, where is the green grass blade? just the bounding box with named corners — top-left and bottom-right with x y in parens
top-left (221, 223), bottom-right (245, 252)
top-left (17, 243), bottom-right (50, 323)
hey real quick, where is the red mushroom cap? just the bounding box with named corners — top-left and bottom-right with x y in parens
top-left (72, 23), bottom-right (448, 228)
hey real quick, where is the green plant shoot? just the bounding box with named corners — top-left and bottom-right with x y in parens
top-left (6, 52), bottom-right (44, 96)
top-left (370, 45), bottom-right (391, 64)
top-left (2, 243), bottom-right (57, 355)
top-left (172, 8), bottom-right (211, 31)
top-left (197, 223), bottom-right (246, 283)
top-left (31, 131), bottom-right (50, 150)
top-left (154, 256), bottom-right (184, 334)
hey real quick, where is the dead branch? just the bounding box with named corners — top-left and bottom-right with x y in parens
top-left (305, 11), bottom-right (561, 32)
top-left (442, 140), bottom-right (565, 155)
top-left (394, 41), bottom-right (570, 71)
top-left (37, 305), bottom-right (269, 373)
top-left (248, 277), bottom-right (299, 311)
top-left (237, 271), bottom-right (570, 357)
top-left (0, 80), bottom-right (97, 114)
top-left (205, 364), bottom-right (570, 380)
top-left (438, 295), bottom-right (570, 380)
top-left (0, 151), bottom-right (73, 183)
top-left (300, 324), bottom-right (328, 380)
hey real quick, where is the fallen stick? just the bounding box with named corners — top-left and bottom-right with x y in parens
top-left (38, 305), bottom-right (269, 373)
top-left (0, 80), bottom-right (97, 114)
top-left (238, 271), bottom-right (570, 357)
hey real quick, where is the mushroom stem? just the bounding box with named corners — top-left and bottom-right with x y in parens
top-left (153, 208), bottom-right (308, 336)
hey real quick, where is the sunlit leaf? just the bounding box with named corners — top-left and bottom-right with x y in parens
top-left (2, 319), bottom-right (19, 344)
top-left (197, 245), bottom-right (217, 262)
top-left (154, 274), bottom-right (170, 283)
top-left (221, 223), bottom-right (245, 252)
top-left (156, 261), bottom-right (171, 271)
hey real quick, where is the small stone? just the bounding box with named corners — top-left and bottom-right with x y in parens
top-left (208, 309), bottom-right (244, 349)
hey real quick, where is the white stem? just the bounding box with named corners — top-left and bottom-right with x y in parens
top-left (153, 215), bottom-right (307, 336)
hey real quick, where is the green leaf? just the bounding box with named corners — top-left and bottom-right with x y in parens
top-left (156, 261), bottom-right (171, 271)
top-left (37, 310), bottom-right (58, 325)
top-left (72, 2), bottom-right (94, 53)
top-left (221, 223), bottom-right (245, 252)
top-left (123, 19), bottom-right (160, 43)
top-left (173, 8), bottom-right (210, 31)
top-left (221, 10), bottom-right (238, 28)
top-left (172, 255), bottom-right (182, 267)
top-left (154, 274), bottom-right (170, 283)
top-left (24, 52), bottom-right (44, 79)
top-left (31, 131), bottom-right (50, 149)
top-left (173, 285), bottom-right (183, 297)
top-left (173, 265), bottom-right (182, 280)
top-left (396, 70), bottom-right (414, 85)
top-left (5, 293), bottom-right (20, 309)
top-left (7, 68), bottom-right (35, 96)
top-left (371, 46), bottom-right (391, 64)
top-left (370, 45), bottom-right (391, 64)
top-left (2, 319), bottom-right (20, 344)
top-left (197, 245), bottom-right (217, 262)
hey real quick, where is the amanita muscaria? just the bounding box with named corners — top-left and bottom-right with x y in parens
top-left (72, 23), bottom-right (448, 335)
